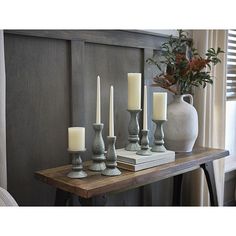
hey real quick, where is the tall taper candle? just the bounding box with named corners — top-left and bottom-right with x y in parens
top-left (96, 75), bottom-right (101, 124)
top-left (143, 85), bottom-right (148, 130)
top-left (109, 86), bottom-right (114, 136)
top-left (153, 92), bottom-right (167, 120)
top-left (68, 127), bottom-right (85, 151)
top-left (128, 73), bottom-right (141, 110)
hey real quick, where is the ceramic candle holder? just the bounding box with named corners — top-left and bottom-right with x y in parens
top-left (89, 123), bottom-right (106, 171)
top-left (67, 149), bottom-right (87, 179)
top-left (125, 109), bottom-right (142, 151)
top-left (136, 129), bottom-right (152, 156)
top-left (151, 120), bottom-right (167, 152)
top-left (102, 136), bottom-right (121, 176)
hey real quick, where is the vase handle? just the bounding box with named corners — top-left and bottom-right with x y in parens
top-left (181, 94), bottom-right (193, 105)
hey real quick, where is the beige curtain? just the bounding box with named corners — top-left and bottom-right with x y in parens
top-left (0, 30), bottom-right (7, 189)
top-left (182, 30), bottom-right (227, 206)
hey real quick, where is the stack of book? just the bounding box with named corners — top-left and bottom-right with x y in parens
top-left (116, 148), bottom-right (175, 171)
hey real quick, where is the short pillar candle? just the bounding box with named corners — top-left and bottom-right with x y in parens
top-left (68, 127), bottom-right (85, 151)
top-left (153, 92), bottom-right (167, 120)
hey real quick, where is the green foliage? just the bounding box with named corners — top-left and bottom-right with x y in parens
top-left (146, 30), bottom-right (224, 95)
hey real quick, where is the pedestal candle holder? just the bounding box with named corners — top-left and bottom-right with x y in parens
top-left (102, 136), bottom-right (121, 176)
top-left (136, 129), bottom-right (152, 156)
top-left (67, 150), bottom-right (87, 179)
top-left (89, 123), bottom-right (106, 171)
top-left (125, 109), bottom-right (142, 151)
top-left (151, 120), bottom-right (167, 152)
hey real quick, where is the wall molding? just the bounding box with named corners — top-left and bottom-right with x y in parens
top-left (4, 30), bottom-right (167, 50)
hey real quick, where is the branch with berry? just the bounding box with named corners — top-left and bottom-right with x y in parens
top-left (146, 30), bottom-right (224, 95)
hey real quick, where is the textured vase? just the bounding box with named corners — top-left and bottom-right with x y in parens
top-left (163, 94), bottom-right (198, 152)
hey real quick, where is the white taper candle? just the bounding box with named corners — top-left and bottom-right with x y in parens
top-left (96, 75), bottom-right (101, 124)
top-left (109, 86), bottom-right (114, 136)
top-left (143, 85), bottom-right (148, 130)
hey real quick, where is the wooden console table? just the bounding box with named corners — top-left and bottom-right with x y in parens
top-left (35, 147), bottom-right (229, 206)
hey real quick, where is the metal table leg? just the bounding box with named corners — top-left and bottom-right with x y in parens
top-left (54, 188), bottom-right (72, 206)
top-left (172, 174), bottom-right (183, 206)
top-left (200, 162), bottom-right (219, 206)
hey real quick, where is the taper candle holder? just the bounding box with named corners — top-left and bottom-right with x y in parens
top-left (151, 120), bottom-right (167, 152)
top-left (67, 149), bottom-right (87, 179)
top-left (125, 109), bottom-right (142, 151)
top-left (89, 123), bottom-right (106, 171)
top-left (102, 136), bottom-right (121, 176)
top-left (136, 129), bottom-right (152, 156)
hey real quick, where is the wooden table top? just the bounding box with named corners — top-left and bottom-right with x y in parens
top-left (35, 147), bottom-right (229, 199)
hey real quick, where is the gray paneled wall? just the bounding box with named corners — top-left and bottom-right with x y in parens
top-left (0, 30), bottom-right (7, 189)
top-left (5, 34), bottom-right (71, 205)
top-left (4, 30), bottom-right (173, 206)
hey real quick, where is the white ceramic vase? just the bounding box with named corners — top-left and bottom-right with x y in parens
top-left (163, 94), bottom-right (198, 152)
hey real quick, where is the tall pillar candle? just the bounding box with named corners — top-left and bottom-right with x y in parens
top-left (153, 92), bottom-right (167, 120)
top-left (127, 73), bottom-right (141, 110)
top-left (68, 127), bottom-right (85, 151)
top-left (96, 75), bottom-right (101, 124)
top-left (109, 86), bottom-right (114, 136)
top-left (143, 85), bottom-right (148, 130)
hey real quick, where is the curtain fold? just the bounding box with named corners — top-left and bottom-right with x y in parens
top-left (182, 30), bottom-right (227, 206)
top-left (0, 30), bottom-right (7, 189)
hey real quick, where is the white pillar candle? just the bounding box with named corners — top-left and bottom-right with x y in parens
top-left (68, 127), bottom-right (85, 151)
top-left (96, 75), bottom-right (101, 124)
top-left (143, 85), bottom-right (148, 130)
top-left (128, 73), bottom-right (141, 110)
top-left (109, 86), bottom-right (114, 136)
top-left (153, 92), bottom-right (167, 120)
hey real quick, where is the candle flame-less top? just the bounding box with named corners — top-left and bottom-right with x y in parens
top-left (127, 73), bottom-right (141, 110)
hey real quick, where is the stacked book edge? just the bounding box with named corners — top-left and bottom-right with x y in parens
top-left (116, 148), bottom-right (175, 171)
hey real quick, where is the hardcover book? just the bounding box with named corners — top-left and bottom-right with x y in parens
top-left (117, 153), bottom-right (175, 171)
top-left (116, 148), bottom-right (175, 165)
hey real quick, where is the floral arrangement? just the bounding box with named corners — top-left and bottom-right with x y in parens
top-left (146, 30), bottom-right (224, 95)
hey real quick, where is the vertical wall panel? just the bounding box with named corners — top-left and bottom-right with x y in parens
top-left (5, 34), bottom-right (70, 205)
top-left (0, 30), bottom-right (7, 189)
top-left (83, 43), bottom-right (143, 158)
top-left (83, 43), bottom-right (143, 205)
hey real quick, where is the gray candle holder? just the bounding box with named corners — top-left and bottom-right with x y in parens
top-left (151, 120), bottom-right (167, 152)
top-left (125, 109), bottom-right (142, 151)
top-left (102, 136), bottom-right (121, 176)
top-left (89, 123), bottom-right (106, 172)
top-left (67, 149), bottom-right (87, 179)
top-left (136, 129), bottom-right (152, 156)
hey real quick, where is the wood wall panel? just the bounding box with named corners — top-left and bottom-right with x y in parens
top-left (82, 43), bottom-right (143, 160)
top-left (4, 30), bottom-right (173, 206)
top-left (5, 34), bottom-right (71, 205)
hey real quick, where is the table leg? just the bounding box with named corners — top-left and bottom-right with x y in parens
top-left (172, 174), bottom-right (183, 206)
top-left (200, 162), bottom-right (219, 206)
top-left (78, 195), bottom-right (108, 206)
top-left (54, 188), bottom-right (72, 206)
top-left (141, 185), bottom-right (153, 206)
